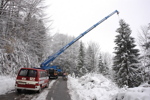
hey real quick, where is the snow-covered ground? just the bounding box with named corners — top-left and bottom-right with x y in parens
top-left (0, 75), bottom-right (15, 94)
top-left (112, 83), bottom-right (150, 100)
top-left (0, 74), bottom-right (150, 100)
top-left (67, 73), bottom-right (150, 100)
top-left (67, 73), bottom-right (119, 100)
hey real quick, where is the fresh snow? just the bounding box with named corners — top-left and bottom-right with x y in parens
top-left (67, 73), bottom-right (150, 100)
top-left (67, 73), bottom-right (119, 100)
top-left (112, 83), bottom-right (150, 100)
top-left (0, 74), bottom-right (150, 100)
top-left (0, 75), bottom-right (15, 95)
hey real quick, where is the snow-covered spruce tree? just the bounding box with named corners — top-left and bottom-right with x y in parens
top-left (76, 42), bottom-right (86, 76)
top-left (85, 42), bottom-right (99, 73)
top-left (85, 45), bottom-right (95, 73)
top-left (113, 19), bottom-right (142, 88)
top-left (98, 53), bottom-right (109, 76)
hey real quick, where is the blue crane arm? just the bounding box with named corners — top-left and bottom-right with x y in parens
top-left (40, 10), bottom-right (119, 70)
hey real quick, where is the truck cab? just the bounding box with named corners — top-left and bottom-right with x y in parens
top-left (48, 68), bottom-right (58, 79)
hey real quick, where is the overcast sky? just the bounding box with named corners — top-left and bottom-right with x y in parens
top-left (44, 0), bottom-right (150, 54)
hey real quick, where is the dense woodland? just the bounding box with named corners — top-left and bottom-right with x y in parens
top-left (0, 0), bottom-right (150, 88)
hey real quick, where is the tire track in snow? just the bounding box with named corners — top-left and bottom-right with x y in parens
top-left (32, 80), bottom-right (56, 100)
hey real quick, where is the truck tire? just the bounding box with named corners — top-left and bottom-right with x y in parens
top-left (17, 89), bottom-right (21, 93)
top-left (56, 76), bottom-right (58, 79)
top-left (45, 81), bottom-right (49, 88)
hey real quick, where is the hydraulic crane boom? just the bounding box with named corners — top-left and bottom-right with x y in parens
top-left (40, 10), bottom-right (119, 70)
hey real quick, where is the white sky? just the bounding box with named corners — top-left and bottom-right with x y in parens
top-left (44, 0), bottom-right (150, 54)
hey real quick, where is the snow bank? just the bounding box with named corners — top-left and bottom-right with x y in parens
top-left (68, 73), bottom-right (150, 100)
top-left (0, 75), bottom-right (15, 95)
top-left (67, 73), bottom-right (119, 100)
top-left (113, 83), bottom-right (150, 100)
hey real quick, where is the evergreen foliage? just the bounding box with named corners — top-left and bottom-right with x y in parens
top-left (85, 45), bottom-right (95, 73)
top-left (98, 54), bottom-right (109, 76)
top-left (77, 42), bottom-right (86, 76)
top-left (113, 19), bottom-right (142, 87)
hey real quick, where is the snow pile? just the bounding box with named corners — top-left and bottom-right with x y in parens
top-left (67, 73), bottom-right (119, 100)
top-left (0, 75), bottom-right (15, 95)
top-left (68, 73), bottom-right (150, 100)
top-left (113, 83), bottom-right (150, 100)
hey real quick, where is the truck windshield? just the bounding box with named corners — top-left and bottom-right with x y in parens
top-left (19, 69), bottom-right (37, 77)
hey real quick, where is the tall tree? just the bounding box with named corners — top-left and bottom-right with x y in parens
top-left (98, 53), bottom-right (109, 76)
top-left (85, 45), bottom-right (94, 73)
top-left (85, 42), bottom-right (100, 73)
top-left (113, 19), bottom-right (142, 87)
top-left (51, 33), bottom-right (79, 74)
top-left (138, 23), bottom-right (150, 82)
top-left (0, 0), bottom-right (49, 75)
top-left (76, 41), bottom-right (86, 76)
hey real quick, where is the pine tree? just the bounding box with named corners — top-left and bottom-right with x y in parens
top-left (98, 54), bottom-right (109, 76)
top-left (85, 45), bottom-right (94, 73)
top-left (77, 42), bottom-right (86, 76)
top-left (113, 19), bottom-right (142, 88)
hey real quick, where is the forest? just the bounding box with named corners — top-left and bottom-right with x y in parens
top-left (0, 0), bottom-right (150, 88)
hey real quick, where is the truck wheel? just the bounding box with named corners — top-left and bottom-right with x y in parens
top-left (46, 82), bottom-right (49, 88)
top-left (56, 76), bottom-right (58, 79)
top-left (17, 89), bottom-right (21, 93)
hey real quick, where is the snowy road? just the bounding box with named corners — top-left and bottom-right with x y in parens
top-left (46, 77), bottom-right (71, 100)
top-left (0, 89), bottom-right (39, 100)
top-left (0, 77), bottom-right (71, 100)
